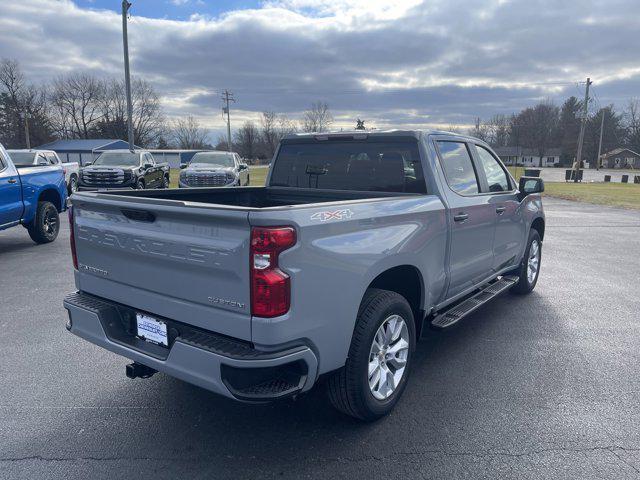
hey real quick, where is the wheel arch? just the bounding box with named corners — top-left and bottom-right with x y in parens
top-left (38, 188), bottom-right (63, 212)
top-left (531, 216), bottom-right (545, 241)
top-left (365, 264), bottom-right (425, 337)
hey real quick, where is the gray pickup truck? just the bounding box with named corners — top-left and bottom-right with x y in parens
top-left (64, 130), bottom-right (545, 420)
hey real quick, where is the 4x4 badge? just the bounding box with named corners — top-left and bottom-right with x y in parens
top-left (310, 209), bottom-right (354, 222)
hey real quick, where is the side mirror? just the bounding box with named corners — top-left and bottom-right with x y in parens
top-left (143, 163), bottom-right (153, 169)
top-left (518, 176), bottom-right (544, 200)
top-left (239, 163), bottom-right (248, 170)
top-left (180, 164), bottom-right (188, 169)
top-left (84, 161), bottom-right (92, 167)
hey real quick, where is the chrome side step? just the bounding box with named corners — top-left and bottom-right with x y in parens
top-left (430, 275), bottom-right (519, 330)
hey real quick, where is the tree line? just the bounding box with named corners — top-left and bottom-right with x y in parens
top-left (0, 58), bottom-right (335, 159)
top-left (467, 96), bottom-right (640, 167)
top-left (3, 57), bottom-right (638, 166)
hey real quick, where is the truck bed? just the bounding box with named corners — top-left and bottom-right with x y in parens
top-left (79, 186), bottom-right (416, 209)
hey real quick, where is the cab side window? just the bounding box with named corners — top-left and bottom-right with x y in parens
top-left (437, 141), bottom-right (480, 195)
top-left (475, 146), bottom-right (510, 192)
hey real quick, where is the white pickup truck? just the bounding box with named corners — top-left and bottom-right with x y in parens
top-left (8, 149), bottom-right (79, 194)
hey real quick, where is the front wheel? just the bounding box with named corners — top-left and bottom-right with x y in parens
top-left (27, 201), bottom-right (60, 244)
top-left (509, 229), bottom-right (542, 294)
top-left (135, 179), bottom-right (145, 190)
top-left (160, 175), bottom-right (169, 189)
top-left (327, 288), bottom-right (415, 421)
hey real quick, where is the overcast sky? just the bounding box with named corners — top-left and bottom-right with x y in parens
top-left (0, 0), bottom-right (638, 139)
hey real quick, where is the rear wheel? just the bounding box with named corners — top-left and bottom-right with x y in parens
top-left (68, 175), bottom-right (78, 195)
top-left (27, 201), bottom-right (59, 244)
top-left (327, 288), bottom-right (415, 421)
top-left (510, 229), bottom-right (542, 294)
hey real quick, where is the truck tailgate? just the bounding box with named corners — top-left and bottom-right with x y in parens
top-left (71, 195), bottom-right (252, 340)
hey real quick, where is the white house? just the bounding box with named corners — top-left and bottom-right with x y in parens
top-left (493, 146), bottom-right (561, 167)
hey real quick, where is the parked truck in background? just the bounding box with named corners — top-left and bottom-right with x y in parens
top-left (64, 130), bottom-right (545, 420)
top-left (0, 144), bottom-right (67, 244)
top-left (7, 149), bottom-right (79, 195)
top-left (79, 150), bottom-right (169, 190)
top-left (179, 151), bottom-right (250, 187)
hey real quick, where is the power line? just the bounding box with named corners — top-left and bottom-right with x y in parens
top-left (221, 89), bottom-right (235, 152)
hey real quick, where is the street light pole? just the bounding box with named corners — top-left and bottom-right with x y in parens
top-left (122, 1), bottom-right (135, 152)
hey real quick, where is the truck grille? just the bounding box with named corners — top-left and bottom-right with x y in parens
top-left (82, 170), bottom-right (126, 185)
top-left (184, 172), bottom-right (232, 187)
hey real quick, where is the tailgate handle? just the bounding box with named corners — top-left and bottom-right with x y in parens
top-left (121, 209), bottom-right (156, 223)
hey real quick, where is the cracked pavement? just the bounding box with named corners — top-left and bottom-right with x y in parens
top-left (1, 197), bottom-right (639, 479)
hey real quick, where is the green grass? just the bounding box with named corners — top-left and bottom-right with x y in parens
top-left (543, 182), bottom-right (640, 210)
top-left (169, 165), bottom-right (269, 188)
top-left (506, 166), bottom-right (640, 209)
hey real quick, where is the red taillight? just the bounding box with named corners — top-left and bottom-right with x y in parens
top-left (69, 206), bottom-right (78, 270)
top-left (250, 226), bottom-right (296, 318)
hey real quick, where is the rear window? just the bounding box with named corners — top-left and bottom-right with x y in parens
top-left (7, 151), bottom-right (36, 166)
top-left (270, 139), bottom-right (426, 193)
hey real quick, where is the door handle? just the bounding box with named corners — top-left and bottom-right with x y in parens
top-left (7, 178), bottom-right (17, 184)
top-left (453, 213), bottom-right (469, 222)
top-left (496, 206), bottom-right (506, 214)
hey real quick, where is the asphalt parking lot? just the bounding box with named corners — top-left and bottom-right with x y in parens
top-left (1, 197), bottom-right (639, 480)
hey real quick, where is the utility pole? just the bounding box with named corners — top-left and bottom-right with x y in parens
top-left (122, 1), bottom-right (135, 152)
top-left (221, 90), bottom-right (235, 152)
top-left (573, 77), bottom-right (592, 181)
top-left (596, 109), bottom-right (605, 171)
top-left (22, 112), bottom-right (31, 149)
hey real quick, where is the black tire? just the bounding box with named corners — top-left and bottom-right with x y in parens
top-left (509, 229), bottom-right (542, 295)
top-left (68, 175), bottom-right (78, 195)
top-left (135, 179), bottom-right (145, 190)
top-left (27, 201), bottom-right (59, 244)
top-left (246, 174), bottom-right (250, 186)
top-left (327, 288), bottom-right (416, 421)
top-left (160, 175), bottom-right (169, 189)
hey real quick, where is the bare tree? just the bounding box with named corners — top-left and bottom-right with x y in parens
top-left (50, 73), bottom-right (104, 139)
top-left (624, 98), bottom-right (640, 152)
top-left (172, 115), bottom-right (209, 149)
top-left (485, 114), bottom-right (510, 147)
top-left (234, 121), bottom-right (260, 159)
top-left (96, 78), bottom-right (165, 147)
top-left (467, 117), bottom-right (490, 142)
top-left (277, 114), bottom-right (297, 138)
top-left (302, 101), bottom-right (333, 132)
top-left (0, 59), bottom-right (53, 147)
top-left (260, 111), bottom-right (279, 158)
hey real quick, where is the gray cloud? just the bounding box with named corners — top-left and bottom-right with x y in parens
top-left (0, 0), bottom-right (638, 132)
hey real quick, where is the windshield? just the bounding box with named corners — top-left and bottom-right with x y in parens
top-left (8, 152), bottom-right (37, 166)
top-left (93, 152), bottom-right (140, 167)
top-left (270, 138), bottom-right (427, 193)
top-left (189, 152), bottom-right (235, 168)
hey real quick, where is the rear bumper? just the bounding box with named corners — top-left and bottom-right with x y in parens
top-left (63, 291), bottom-right (319, 401)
